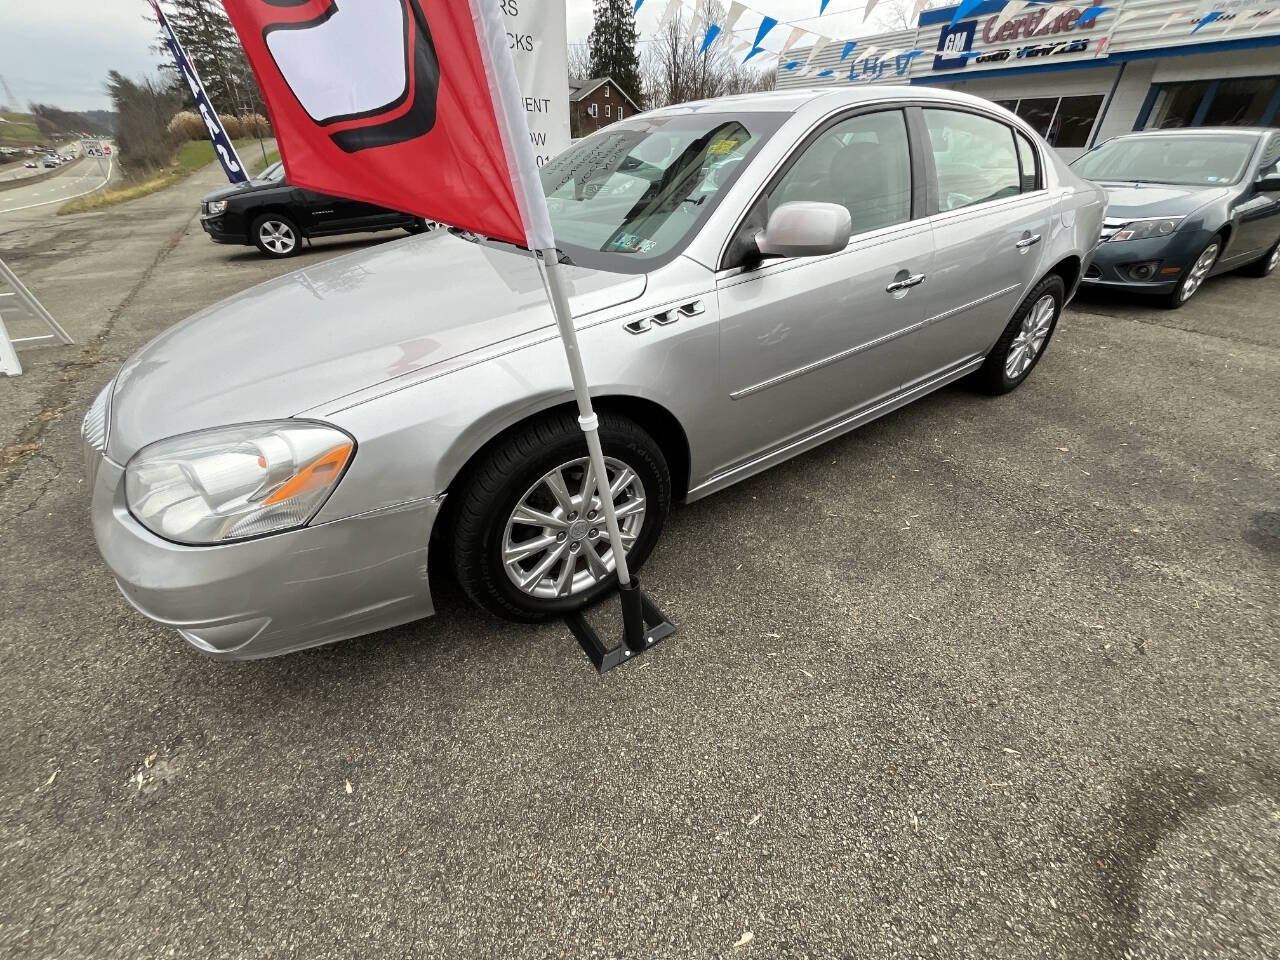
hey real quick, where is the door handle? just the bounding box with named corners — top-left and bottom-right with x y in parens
top-left (885, 273), bottom-right (926, 293)
top-left (1015, 234), bottom-right (1042, 249)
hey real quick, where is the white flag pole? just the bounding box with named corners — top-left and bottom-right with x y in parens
top-left (468, 0), bottom-right (675, 668)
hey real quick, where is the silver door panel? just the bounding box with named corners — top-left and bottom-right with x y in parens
top-left (714, 220), bottom-right (933, 474)
top-left (904, 193), bottom-right (1052, 387)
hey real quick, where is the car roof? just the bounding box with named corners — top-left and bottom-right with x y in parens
top-left (642, 85), bottom-right (992, 118)
top-left (1116, 127), bottom-right (1271, 138)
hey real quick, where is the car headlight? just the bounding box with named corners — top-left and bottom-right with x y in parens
top-left (125, 422), bottom-right (354, 545)
top-left (205, 200), bottom-right (228, 216)
top-left (1108, 217), bottom-right (1182, 242)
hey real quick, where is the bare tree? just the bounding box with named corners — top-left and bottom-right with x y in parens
top-left (869, 0), bottom-right (947, 33)
top-left (642, 3), bottom-right (775, 110)
top-left (567, 42), bottom-right (593, 80)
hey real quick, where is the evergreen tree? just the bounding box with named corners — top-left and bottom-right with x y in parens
top-left (149, 0), bottom-right (263, 117)
top-left (587, 0), bottom-right (643, 105)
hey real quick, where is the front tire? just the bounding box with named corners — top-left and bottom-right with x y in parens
top-left (1162, 237), bottom-right (1221, 308)
top-left (451, 411), bottom-right (671, 622)
top-left (405, 217), bottom-right (435, 235)
top-left (251, 213), bottom-right (301, 258)
top-left (970, 274), bottom-right (1063, 395)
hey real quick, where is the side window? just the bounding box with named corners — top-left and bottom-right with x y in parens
top-left (768, 110), bottom-right (912, 235)
top-left (1014, 130), bottom-right (1040, 192)
top-left (924, 109), bottom-right (1021, 212)
top-left (1259, 134), bottom-right (1280, 179)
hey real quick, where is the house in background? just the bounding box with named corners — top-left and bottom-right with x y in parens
top-left (568, 78), bottom-right (641, 138)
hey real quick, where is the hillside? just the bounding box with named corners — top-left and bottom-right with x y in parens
top-left (0, 111), bottom-right (44, 144)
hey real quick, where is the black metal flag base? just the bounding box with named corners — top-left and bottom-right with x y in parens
top-left (564, 576), bottom-right (676, 674)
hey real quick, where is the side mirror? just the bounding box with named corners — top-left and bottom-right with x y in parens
top-left (1256, 173), bottom-right (1280, 193)
top-left (755, 201), bottom-right (852, 259)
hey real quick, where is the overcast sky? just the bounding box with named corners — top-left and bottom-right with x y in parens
top-left (0, 0), bottom-right (891, 113)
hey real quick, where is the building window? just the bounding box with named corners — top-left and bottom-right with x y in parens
top-left (1014, 98), bottom-right (1058, 138)
top-left (618, 106), bottom-right (624, 119)
top-left (604, 86), bottom-right (610, 98)
top-left (588, 103), bottom-right (598, 117)
top-left (1054, 96), bottom-right (1105, 148)
top-left (1002, 95), bottom-right (1104, 148)
top-left (605, 104), bottom-right (611, 118)
top-left (1203, 76), bottom-right (1280, 127)
top-left (1148, 81), bottom-right (1213, 129)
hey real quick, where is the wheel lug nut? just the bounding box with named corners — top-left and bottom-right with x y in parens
top-left (557, 532), bottom-right (566, 542)
top-left (589, 528), bottom-right (598, 538)
top-left (568, 511), bottom-right (578, 521)
top-left (570, 542), bottom-right (580, 552)
top-left (588, 510), bottom-right (597, 520)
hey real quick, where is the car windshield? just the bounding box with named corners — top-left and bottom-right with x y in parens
top-left (256, 161), bottom-right (285, 183)
top-left (1072, 134), bottom-right (1257, 186)
top-left (538, 112), bottom-right (785, 272)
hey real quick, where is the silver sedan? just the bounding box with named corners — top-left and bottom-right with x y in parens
top-left (85, 86), bottom-right (1105, 659)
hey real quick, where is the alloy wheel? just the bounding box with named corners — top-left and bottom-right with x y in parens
top-left (259, 220), bottom-right (296, 255)
top-left (501, 456), bottom-right (646, 600)
top-left (1179, 243), bottom-right (1219, 302)
top-left (1004, 294), bottom-right (1056, 380)
top-left (1269, 244), bottom-right (1280, 274)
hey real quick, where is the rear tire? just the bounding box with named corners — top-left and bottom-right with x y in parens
top-left (970, 274), bottom-right (1064, 396)
top-left (1240, 237), bottom-right (1280, 278)
top-left (451, 411), bottom-right (671, 622)
top-left (251, 213), bottom-right (301, 258)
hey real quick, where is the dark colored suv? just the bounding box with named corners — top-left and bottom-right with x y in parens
top-left (198, 161), bottom-right (430, 258)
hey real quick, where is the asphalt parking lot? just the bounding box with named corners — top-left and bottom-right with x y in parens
top-left (1, 163), bottom-right (1277, 959)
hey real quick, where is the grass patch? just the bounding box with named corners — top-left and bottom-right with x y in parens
top-left (253, 148), bottom-right (280, 173)
top-left (58, 169), bottom-right (187, 215)
top-left (0, 110), bottom-right (44, 144)
top-left (58, 137), bottom-right (262, 216)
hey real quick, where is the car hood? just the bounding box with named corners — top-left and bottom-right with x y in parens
top-left (201, 178), bottom-right (281, 203)
top-left (1096, 182), bottom-right (1229, 220)
top-left (107, 232), bottom-right (646, 462)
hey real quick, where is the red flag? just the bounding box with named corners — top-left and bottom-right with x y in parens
top-left (221, 0), bottom-right (552, 249)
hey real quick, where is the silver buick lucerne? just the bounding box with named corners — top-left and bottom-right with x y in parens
top-left (85, 87), bottom-right (1106, 659)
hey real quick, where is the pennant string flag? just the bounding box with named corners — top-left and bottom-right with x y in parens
top-left (780, 26), bottom-right (807, 57)
top-left (746, 15), bottom-right (778, 59)
top-left (701, 23), bottom-right (723, 53)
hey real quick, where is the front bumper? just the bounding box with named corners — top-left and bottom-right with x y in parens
top-left (88, 453), bottom-right (443, 659)
top-left (199, 214), bottom-right (246, 245)
top-left (1079, 229), bottom-right (1213, 293)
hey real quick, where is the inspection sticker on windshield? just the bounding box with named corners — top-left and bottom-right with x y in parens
top-left (709, 138), bottom-right (744, 156)
top-left (609, 234), bottom-right (657, 253)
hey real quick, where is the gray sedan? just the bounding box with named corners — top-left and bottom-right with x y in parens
top-left (1073, 128), bottom-right (1280, 308)
top-left (85, 87), bottom-right (1105, 659)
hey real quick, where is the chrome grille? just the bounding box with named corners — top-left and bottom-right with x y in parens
top-left (1099, 218), bottom-right (1130, 242)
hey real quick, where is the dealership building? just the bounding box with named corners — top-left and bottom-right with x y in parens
top-left (777, 0), bottom-right (1280, 160)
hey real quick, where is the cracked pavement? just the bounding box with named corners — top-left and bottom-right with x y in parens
top-left (0, 166), bottom-right (1277, 959)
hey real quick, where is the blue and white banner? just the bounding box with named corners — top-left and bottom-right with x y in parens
top-left (151, 0), bottom-right (248, 185)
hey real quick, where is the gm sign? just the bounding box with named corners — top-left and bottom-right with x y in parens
top-left (933, 21), bottom-right (977, 71)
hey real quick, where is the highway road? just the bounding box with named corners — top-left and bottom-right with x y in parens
top-left (0, 140), bottom-right (83, 185)
top-left (0, 150), bottom-right (116, 219)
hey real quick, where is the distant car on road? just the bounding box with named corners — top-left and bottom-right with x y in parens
top-left (198, 160), bottom-right (431, 258)
top-left (41, 156), bottom-right (58, 168)
top-left (24, 161), bottom-right (37, 169)
top-left (1073, 128), bottom-right (1280, 308)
